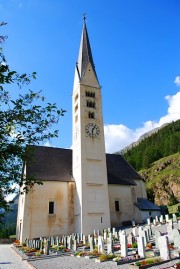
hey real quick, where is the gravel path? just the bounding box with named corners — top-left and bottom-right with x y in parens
top-left (28, 255), bottom-right (180, 269)
top-left (0, 244), bottom-right (31, 269)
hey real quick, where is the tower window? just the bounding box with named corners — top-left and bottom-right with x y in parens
top-left (74, 94), bottom-right (78, 102)
top-left (49, 201), bottom-right (55, 214)
top-left (86, 91), bottom-right (95, 98)
top-left (88, 112), bottom-right (95, 119)
top-left (87, 100), bottom-right (95, 108)
top-left (75, 104), bottom-right (78, 112)
top-left (115, 201), bottom-right (120, 212)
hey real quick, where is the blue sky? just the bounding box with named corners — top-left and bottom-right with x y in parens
top-left (1, 0), bottom-right (180, 153)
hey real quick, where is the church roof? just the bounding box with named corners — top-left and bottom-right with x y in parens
top-left (76, 19), bottom-right (99, 82)
top-left (106, 153), bottom-right (141, 185)
top-left (26, 146), bottom-right (142, 186)
top-left (135, 198), bottom-right (161, 211)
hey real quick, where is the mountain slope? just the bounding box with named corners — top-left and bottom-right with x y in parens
top-left (139, 153), bottom-right (180, 206)
top-left (121, 119), bottom-right (180, 171)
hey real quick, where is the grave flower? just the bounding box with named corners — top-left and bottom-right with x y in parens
top-left (174, 262), bottom-right (180, 268)
top-left (114, 244), bottom-right (120, 250)
top-left (132, 242), bottom-right (138, 248)
top-left (169, 243), bottom-right (174, 250)
top-left (146, 243), bottom-right (152, 249)
top-left (134, 257), bottom-right (161, 266)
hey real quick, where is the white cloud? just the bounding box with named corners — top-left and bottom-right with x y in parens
top-left (43, 141), bottom-right (51, 147)
top-left (104, 91), bottom-right (180, 153)
top-left (174, 76), bottom-right (180, 87)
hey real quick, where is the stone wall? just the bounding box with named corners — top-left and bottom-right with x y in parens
top-left (0, 238), bottom-right (15, 244)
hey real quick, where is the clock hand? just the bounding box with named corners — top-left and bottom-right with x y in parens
top-left (92, 126), bottom-right (96, 135)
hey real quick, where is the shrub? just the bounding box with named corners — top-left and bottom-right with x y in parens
top-left (132, 242), bottom-right (138, 248)
top-left (99, 254), bottom-right (108, 261)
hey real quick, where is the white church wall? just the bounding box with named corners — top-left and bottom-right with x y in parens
top-left (139, 210), bottom-right (161, 223)
top-left (17, 181), bottom-right (74, 243)
top-left (16, 189), bottom-right (31, 243)
top-left (108, 184), bottom-right (135, 227)
top-left (134, 179), bottom-right (147, 199)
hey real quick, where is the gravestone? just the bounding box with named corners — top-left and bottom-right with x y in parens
top-left (127, 233), bottom-right (133, 245)
top-left (98, 236), bottom-right (104, 253)
top-left (146, 224), bottom-right (152, 237)
top-left (169, 219), bottom-right (173, 227)
top-left (120, 234), bottom-right (127, 257)
top-left (147, 218), bottom-right (151, 225)
top-left (114, 231), bottom-right (119, 240)
top-left (172, 229), bottom-right (180, 248)
top-left (51, 236), bottom-right (54, 246)
top-left (132, 220), bottom-right (135, 227)
top-left (80, 233), bottom-right (83, 242)
top-left (56, 236), bottom-right (59, 247)
top-left (73, 239), bottom-right (77, 251)
top-left (137, 236), bottom-right (145, 258)
top-left (83, 235), bottom-right (86, 245)
top-left (139, 227), bottom-right (147, 246)
top-left (132, 227), bottom-right (138, 237)
top-left (77, 233), bottom-right (80, 244)
top-left (112, 227), bottom-right (116, 236)
top-left (40, 239), bottom-right (43, 252)
top-left (107, 237), bottom-right (114, 254)
top-left (68, 235), bottom-right (72, 249)
top-left (153, 219), bottom-right (156, 226)
top-left (103, 230), bottom-right (107, 240)
top-left (158, 236), bottom-right (171, 260)
top-left (45, 239), bottom-right (50, 255)
top-left (167, 225), bottom-right (173, 242)
top-left (94, 236), bottom-right (98, 246)
top-left (89, 236), bottom-right (95, 252)
top-left (155, 216), bottom-right (159, 223)
top-left (160, 215), bottom-right (164, 223)
top-left (165, 214), bottom-right (170, 223)
top-left (144, 228), bottom-right (150, 242)
top-left (155, 230), bottom-right (161, 248)
top-left (173, 214), bottom-right (177, 223)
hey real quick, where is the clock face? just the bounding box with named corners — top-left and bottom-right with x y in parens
top-left (85, 123), bottom-right (100, 138)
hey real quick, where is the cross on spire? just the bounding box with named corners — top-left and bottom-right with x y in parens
top-left (83, 13), bottom-right (86, 22)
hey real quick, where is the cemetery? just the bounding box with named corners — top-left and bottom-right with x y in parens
top-left (13, 214), bottom-right (180, 268)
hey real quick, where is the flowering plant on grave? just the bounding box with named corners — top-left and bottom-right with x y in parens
top-left (13, 239), bottom-right (20, 245)
top-left (174, 261), bottom-right (180, 268)
top-left (169, 243), bottom-right (174, 250)
top-left (127, 243), bottom-right (132, 248)
top-left (146, 243), bottom-right (152, 249)
top-left (114, 244), bottom-right (120, 250)
top-left (135, 257), bottom-right (161, 266)
top-left (132, 242), bottom-right (138, 248)
top-left (35, 251), bottom-right (41, 256)
top-left (113, 255), bottom-right (122, 262)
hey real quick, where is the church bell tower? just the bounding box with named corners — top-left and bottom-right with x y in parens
top-left (72, 18), bottom-right (110, 234)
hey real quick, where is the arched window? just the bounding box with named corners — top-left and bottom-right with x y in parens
top-left (88, 112), bottom-right (95, 119)
top-left (86, 91), bottom-right (95, 98)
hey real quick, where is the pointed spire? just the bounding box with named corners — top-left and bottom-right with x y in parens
top-left (76, 17), bottom-right (98, 82)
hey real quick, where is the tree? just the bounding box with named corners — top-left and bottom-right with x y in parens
top-left (0, 22), bottom-right (65, 212)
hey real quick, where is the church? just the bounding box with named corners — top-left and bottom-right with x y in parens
top-left (16, 19), bottom-right (160, 243)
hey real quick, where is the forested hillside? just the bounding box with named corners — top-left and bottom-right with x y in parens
top-left (122, 120), bottom-right (180, 171)
top-left (140, 153), bottom-right (180, 206)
